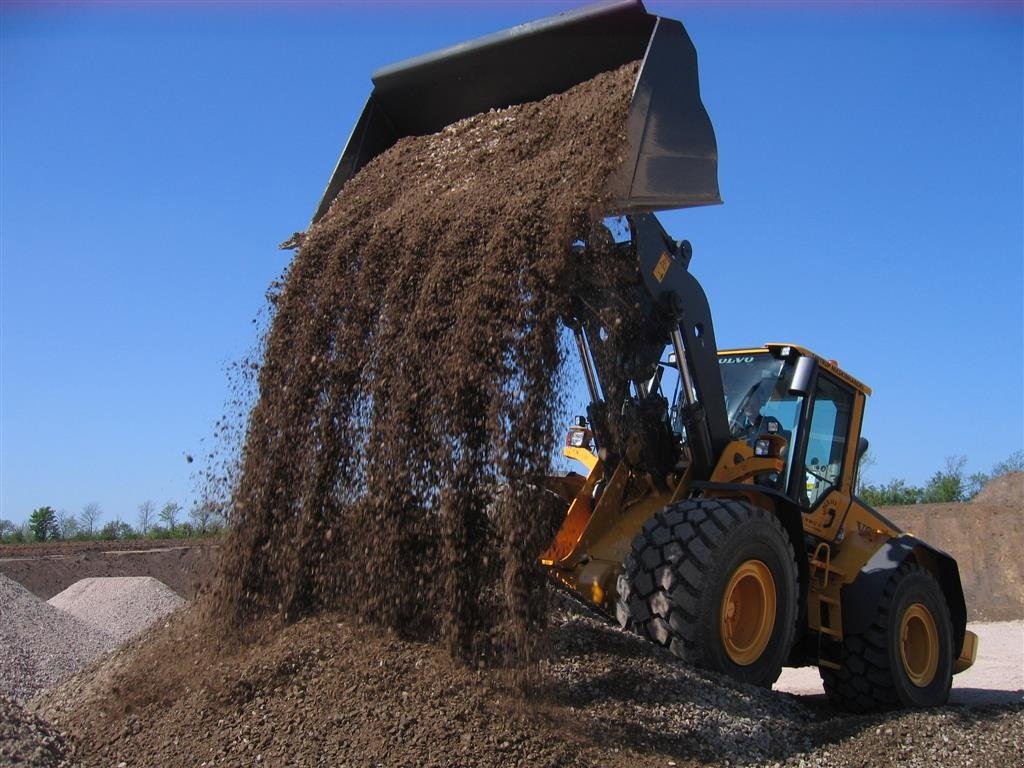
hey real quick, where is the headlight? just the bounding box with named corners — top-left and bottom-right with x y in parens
top-left (754, 438), bottom-right (771, 457)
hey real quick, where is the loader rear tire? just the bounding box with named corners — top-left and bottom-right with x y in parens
top-left (820, 561), bottom-right (953, 712)
top-left (616, 498), bottom-right (799, 688)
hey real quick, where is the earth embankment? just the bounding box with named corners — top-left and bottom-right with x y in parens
top-left (0, 540), bottom-right (217, 601)
top-left (880, 472), bottom-right (1024, 621)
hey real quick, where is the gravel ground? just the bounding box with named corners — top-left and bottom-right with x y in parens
top-left (48, 577), bottom-right (184, 643)
top-left (27, 594), bottom-right (1024, 768)
top-left (776, 620), bottom-right (1024, 707)
top-left (0, 574), bottom-right (117, 703)
top-left (761, 706), bottom-right (1023, 767)
top-left (2, 552), bottom-right (1021, 766)
top-left (542, 605), bottom-right (813, 765)
top-left (0, 694), bottom-right (72, 767)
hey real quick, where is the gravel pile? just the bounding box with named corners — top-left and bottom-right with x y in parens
top-left (48, 577), bottom-right (184, 643)
top-left (212, 59), bottom-right (640, 668)
top-left (754, 707), bottom-right (1024, 767)
top-left (543, 602), bottom-right (814, 765)
top-left (0, 693), bottom-right (72, 767)
top-left (0, 574), bottom-right (116, 703)
top-left (33, 596), bottom-right (1024, 767)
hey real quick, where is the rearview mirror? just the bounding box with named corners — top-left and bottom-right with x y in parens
top-left (790, 356), bottom-right (816, 396)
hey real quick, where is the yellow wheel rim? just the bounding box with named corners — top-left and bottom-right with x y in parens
top-left (720, 559), bottom-right (777, 666)
top-left (900, 602), bottom-right (939, 687)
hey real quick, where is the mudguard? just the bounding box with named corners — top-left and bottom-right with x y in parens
top-left (841, 534), bottom-right (967, 652)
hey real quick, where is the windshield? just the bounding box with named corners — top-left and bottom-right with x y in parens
top-left (661, 350), bottom-right (803, 489)
top-left (717, 352), bottom-right (795, 437)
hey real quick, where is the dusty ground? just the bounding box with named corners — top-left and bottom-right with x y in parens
top-left (777, 620), bottom-right (1024, 706)
top-left (25, 600), bottom-right (1024, 768)
top-left (0, 526), bottom-right (1019, 767)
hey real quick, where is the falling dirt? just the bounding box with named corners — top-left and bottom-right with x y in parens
top-left (207, 62), bottom-right (641, 663)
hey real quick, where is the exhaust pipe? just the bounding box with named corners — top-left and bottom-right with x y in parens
top-left (311, 0), bottom-right (720, 224)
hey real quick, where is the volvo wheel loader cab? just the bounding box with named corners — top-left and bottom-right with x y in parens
top-left (311, 0), bottom-right (975, 712)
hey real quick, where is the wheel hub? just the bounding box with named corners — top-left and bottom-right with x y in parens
top-left (720, 559), bottom-right (776, 666)
top-left (900, 602), bottom-right (939, 687)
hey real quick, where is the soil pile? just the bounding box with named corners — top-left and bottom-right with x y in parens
top-left (1, 694), bottom-right (71, 768)
top-left (973, 471), bottom-right (1023, 507)
top-left (212, 62), bottom-right (640, 659)
top-left (33, 598), bottom-right (1024, 767)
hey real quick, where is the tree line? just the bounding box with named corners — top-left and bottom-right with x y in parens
top-left (0, 499), bottom-right (226, 544)
top-left (857, 450), bottom-right (1023, 507)
top-left (2, 449), bottom-right (1019, 543)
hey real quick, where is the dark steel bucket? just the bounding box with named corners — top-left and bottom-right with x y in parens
top-left (311, 0), bottom-right (719, 224)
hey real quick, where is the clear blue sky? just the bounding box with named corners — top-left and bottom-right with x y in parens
top-left (2, 1), bottom-right (1021, 525)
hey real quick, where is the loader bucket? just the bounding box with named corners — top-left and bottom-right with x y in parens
top-left (311, 0), bottom-right (720, 224)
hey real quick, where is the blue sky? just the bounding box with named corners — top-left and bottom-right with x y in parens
top-left (1, 1), bottom-right (1021, 525)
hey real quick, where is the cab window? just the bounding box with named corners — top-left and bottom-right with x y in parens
top-left (802, 374), bottom-right (854, 507)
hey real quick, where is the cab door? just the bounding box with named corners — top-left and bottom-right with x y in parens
top-left (794, 371), bottom-right (856, 540)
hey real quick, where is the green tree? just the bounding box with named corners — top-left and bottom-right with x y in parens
top-left (28, 506), bottom-right (58, 541)
top-left (860, 478), bottom-right (924, 507)
top-left (188, 500), bottom-right (225, 535)
top-left (100, 519), bottom-right (135, 540)
top-left (921, 456), bottom-right (967, 503)
top-left (0, 519), bottom-right (16, 540)
top-left (8, 523), bottom-right (28, 543)
top-left (137, 500), bottom-right (155, 535)
top-left (55, 509), bottom-right (80, 539)
top-left (158, 501), bottom-right (182, 532)
top-left (965, 471), bottom-right (989, 500)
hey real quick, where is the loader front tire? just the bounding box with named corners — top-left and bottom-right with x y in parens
top-left (616, 498), bottom-right (798, 688)
top-left (820, 561), bottom-right (953, 712)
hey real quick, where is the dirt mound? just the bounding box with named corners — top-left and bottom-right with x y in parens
top-left (1, 694), bottom-right (71, 768)
top-left (882, 490), bottom-right (1024, 621)
top-left (48, 577), bottom-right (184, 643)
top-left (34, 598), bottom-right (1023, 767)
top-left (213, 62), bottom-right (639, 659)
top-left (25, 602), bottom-right (814, 766)
top-left (973, 471), bottom-right (1023, 507)
top-left (0, 542), bottom-right (217, 601)
top-left (0, 538), bottom-right (213, 559)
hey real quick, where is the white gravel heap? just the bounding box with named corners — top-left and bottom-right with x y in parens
top-left (47, 576), bottom-right (184, 643)
top-left (0, 574), bottom-right (117, 703)
top-left (1, 574), bottom-right (186, 704)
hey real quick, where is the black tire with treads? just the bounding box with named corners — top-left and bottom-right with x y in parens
top-left (820, 561), bottom-right (953, 712)
top-left (616, 498), bottom-right (799, 687)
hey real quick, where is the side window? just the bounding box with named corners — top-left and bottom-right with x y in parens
top-left (802, 375), bottom-right (854, 507)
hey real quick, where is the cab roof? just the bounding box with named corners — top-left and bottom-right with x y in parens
top-left (718, 344), bottom-right (872, 396)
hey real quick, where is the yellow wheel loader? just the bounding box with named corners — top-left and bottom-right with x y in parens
top-left (311, 0), bottom-right (976, 711)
